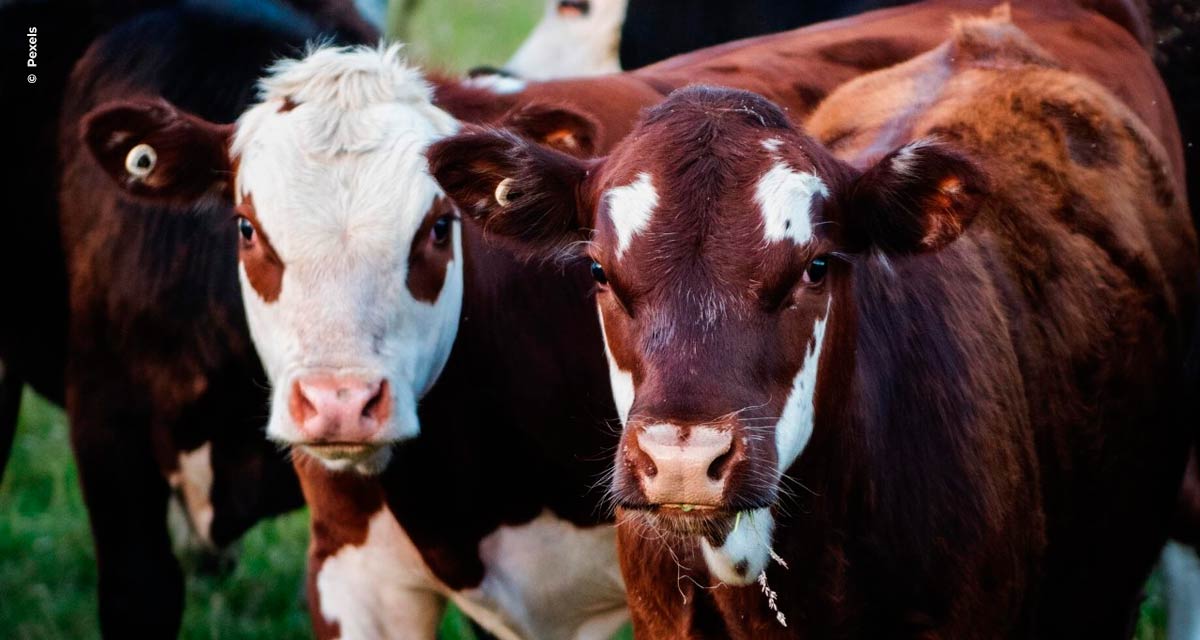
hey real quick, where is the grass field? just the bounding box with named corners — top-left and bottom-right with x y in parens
top-left (0, 0), bottom-right (1177, 637)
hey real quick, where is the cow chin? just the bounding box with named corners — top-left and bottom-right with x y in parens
top-left (620, 505), bottom-right (777, 586)
top-left (301, 442), bottom-right (395, 475)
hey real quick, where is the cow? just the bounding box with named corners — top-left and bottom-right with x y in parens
top-left (505, 0), bottom-right (628, 79)
top-left (79, 0), bottom-right (1188, 637)
top-left (0, 0), bottom-right (377, 635)
top-left (427, 6), bottom-right (1198, 639)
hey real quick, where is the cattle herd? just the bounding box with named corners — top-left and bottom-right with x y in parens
top-left (2, 0), bottom-right (1199, 638)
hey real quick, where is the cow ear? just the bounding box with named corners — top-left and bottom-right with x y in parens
top-left (499, 103), bottom-right (599, 156)
top-left (842, 140), bottom-right (986, 254)
top-left (427, 126), bottom-right (594, 258)
top-left (81, 98), bottom-right (235, 205)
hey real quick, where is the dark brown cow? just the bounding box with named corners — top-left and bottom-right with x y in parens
top-left (430, 7), bottom-right (1197, 640)
top-left (0, 0), bottom-right (376, 635)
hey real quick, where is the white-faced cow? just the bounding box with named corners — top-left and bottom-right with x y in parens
top-left (429, 8), bottom-right (1198, 640)
top-left (78, 1), bottom-right (1196, 638)
top-left (505, 0), bottom-right (628, 79)
top-left (0, 0), bottom-right (377, 635)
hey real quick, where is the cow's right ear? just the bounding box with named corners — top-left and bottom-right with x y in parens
top-left (427, 126), bottom-right (595, 258)
top-left (81, 98), bottom-right (235, 205)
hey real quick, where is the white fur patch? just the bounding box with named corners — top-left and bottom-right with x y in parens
top-left (316, 508), bottom-right (447, 638)
top-left (167, 442), bottom-right (215, 546)
top-left (597, 311), bottom-right (634, 425)
top-left (463, 73), bottom-right (528, 95)
top-left (700, 508), bottom-right (775, 586)
top-left (230, 45), bottom-right (464, 469)
top-left (755, 161), bottom-right (827, 245)
top-left (314, 508), bottom-right (626, 640)
top-left (775, 302), bottom-right (831, 472)
top-left (1163, 541), bottom-right (1200, 640)
top-left (454, 511), bottom-right (627, 640)
top-left (606, 173), bottom-right (658, 259)
top-left (505, 0), bottom-right (627, 80)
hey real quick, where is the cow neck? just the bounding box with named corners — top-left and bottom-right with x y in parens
top-left (375, 220), bottom-right (618, 591)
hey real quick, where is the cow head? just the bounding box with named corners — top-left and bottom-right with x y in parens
top-left (82, 45), bottom-right (594, 475)
top-left (504, 0), bottom-right (626, 79)
top-left (430, 86), bottom-right (983, 582)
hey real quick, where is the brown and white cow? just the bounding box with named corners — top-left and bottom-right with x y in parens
top-left (429, 9), bottom-right (1198, 639)
top-left (78, 1), bottom-right (1190, 637)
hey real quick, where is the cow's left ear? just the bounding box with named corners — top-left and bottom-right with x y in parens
top-left (499, 103), bottom-right (600, 156)
top-left (81, 98), bottom-right (235, 205)
top-left (841, 140), bottom-right (986, 254)
top-left (428, 125), bottom-right (595, 259)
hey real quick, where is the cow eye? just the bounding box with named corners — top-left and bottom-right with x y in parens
top-left (124, 143), bottom-right (157, 179)
top-left (803, 256), bottom-right (828, 284)
top-left (431, 215), bottom-right (453, 245)
top-left (237, 216), bottom-right (255, 243)
top-left (591, 261), bottom-right (608, 285)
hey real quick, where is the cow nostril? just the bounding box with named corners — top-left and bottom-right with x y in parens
top-left (291, 381), bottom-right (318, 424)
top-left (708, 446), bottom-right (735, 481)
top-left (362, 379), bottom-right (390, 422)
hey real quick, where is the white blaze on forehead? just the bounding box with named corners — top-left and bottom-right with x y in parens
top-left (775, 301), bottom-right (831, 472)
top-left (700, 508), bottom-right (775, 586)
top-left (607, 172), bottom-right (658, 259)
top-left (755, 141), bottom-right (828, 245)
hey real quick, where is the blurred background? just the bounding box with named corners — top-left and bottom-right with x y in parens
top-left (0, 0), bottom-right (1174, 638)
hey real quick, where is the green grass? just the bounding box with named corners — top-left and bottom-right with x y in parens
top-left (391, 0), bottom-right (541, 73)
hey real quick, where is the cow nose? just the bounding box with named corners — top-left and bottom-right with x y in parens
top-left (634, 425), bottom-right (735, 506)
top-left (289, 376), bottom-right (391, 443)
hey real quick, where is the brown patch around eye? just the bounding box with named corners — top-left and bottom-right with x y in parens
top-left (236, 194), bottom-right (285, 303)
top-left (407, 197), bottom-right (454, 303)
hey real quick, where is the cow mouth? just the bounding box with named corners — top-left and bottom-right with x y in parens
top-left (557, 0), bottom-right (590, 17)
top-left (622, 503), bottom-right (740, 537)
top-left (300, 442), bottom-right (385, 461)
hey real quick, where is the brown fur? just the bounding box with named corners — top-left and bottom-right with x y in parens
top-left (235, 194), bottom-right (285, 303)
top-left (405, 197), bottom-right (456, 303)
